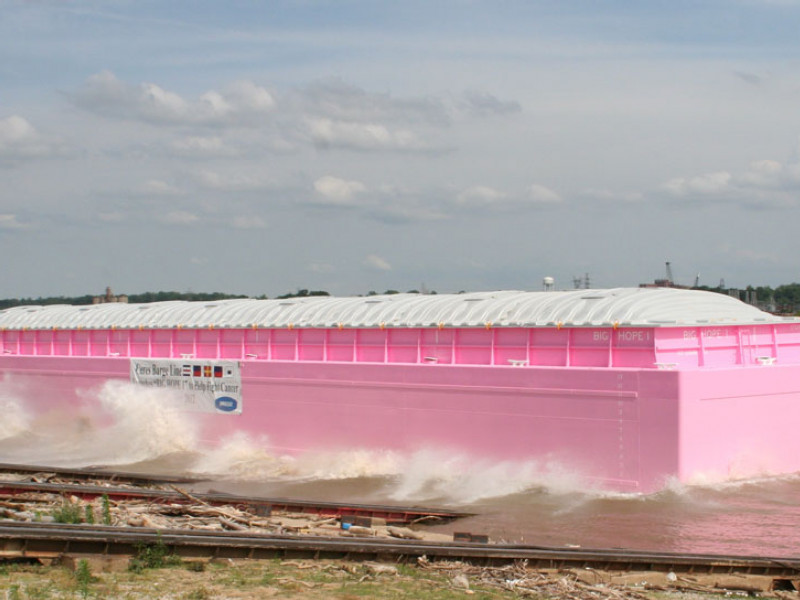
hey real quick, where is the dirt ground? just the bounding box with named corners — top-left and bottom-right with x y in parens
top-left (1, 556), bottom-right (790, 600)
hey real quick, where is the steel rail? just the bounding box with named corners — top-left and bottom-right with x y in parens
top-left (1, 521), bottom-right (799, 577)
top-left (0, 462), bottom-right (203, 486)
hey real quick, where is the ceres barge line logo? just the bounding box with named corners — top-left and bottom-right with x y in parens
top-left (214, 396), bottom-right (238, 412)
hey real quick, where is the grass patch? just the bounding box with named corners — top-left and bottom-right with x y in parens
top-left (0, 557), bottom-right (694, 600)
top-left (128, 535), bottom-right (182, 573)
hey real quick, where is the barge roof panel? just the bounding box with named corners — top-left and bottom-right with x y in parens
top-left (0, 288), bottom-right (792, 330)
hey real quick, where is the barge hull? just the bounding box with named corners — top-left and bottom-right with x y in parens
top-left (0, 355), bottom-right (689, 492)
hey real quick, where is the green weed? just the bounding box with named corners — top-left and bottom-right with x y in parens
top-left (129, 535), bottom-right (181, 572)
top-left (75, 559), bottom-right (92, 598)
top-left (101, 494), bottom-right (111, 525)
top-left (52, 501), bottom-right (83, 524)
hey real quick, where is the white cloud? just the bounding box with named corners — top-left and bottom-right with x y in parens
top-left (738, 159), bottom-right (793, 188)
top-left (307, 118), bottom-right (427, 151)
top-left (72, 71), bottom-right (276, 126)
top-left (663, 156), bottom-right (800, 207)
top-left (527, 184), bottom-right (562, 204)
top-left (0, 115), bottom-right (62, 161)
top-left (142, 179), bottom-right (183, 195)
top-left (225, 80), bottom-right (276, 112)
top-left (456, 185), bottom-right (507, 206)
top-left (364, 254), bottom-right (392, 271)
top-left (0, 214), bottom-right (27, 230)
top-left (140, 82), bottom-right (189, 121)
top-left (69, 74), bottom-right (516, 158)
top-left (295, 80), bottom-right (507, 153)
top-left (452, 184), bottom-right (562, 211)
top-left (664, 171), bottom-right (732, 196)
top-left (313, 175), bottom-right (367, 204)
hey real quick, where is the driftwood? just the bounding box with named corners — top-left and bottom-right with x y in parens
top-left (169, 485), bottom-right (211, 507)
top-left (413, 558), bottom-right (789, 600)
top-left (218, 516), bottom-right (248, 531)
top-left (386, 526), bottom-right (423, 540)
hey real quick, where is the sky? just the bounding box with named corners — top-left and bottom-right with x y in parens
top-left (2, 0), bottom-right (800, 298)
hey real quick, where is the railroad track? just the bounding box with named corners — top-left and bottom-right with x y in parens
top-left (0, 462), bottom-right (203, 486)
top-left (1, 521), bottom-right (799, 579)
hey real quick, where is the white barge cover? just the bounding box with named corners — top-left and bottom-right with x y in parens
top-left (0, 288), bottom-right (791, 330)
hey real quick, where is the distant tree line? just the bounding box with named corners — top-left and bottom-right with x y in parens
top-left (0, 295), bottom-right (96, 310)
top-left (0, 288), bottom-right (426, 310)
top-left (2, 284), bottom-right (799, 312)
top-left (0, 291), bottom-right (248, 310)
top-left (696, 284), bottom-right (800, 313)
top-left (127, 291), bottom-right (248, 303)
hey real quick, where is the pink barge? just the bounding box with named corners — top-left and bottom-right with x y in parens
top-left (1, 287), bottom-right (799, 493)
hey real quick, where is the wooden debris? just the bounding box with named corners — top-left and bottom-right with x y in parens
top-left (363, 562), bottom-right (399, 576)
top-left (386, 525), bottom-right (423, 540)
top-left (218, 516), bottom-right (248, 531)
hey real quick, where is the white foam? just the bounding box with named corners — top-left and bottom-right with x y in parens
top-left (186, 440), bottom-right (594, 503)
top-left (188, 433), bottom-right (405, 481)
top-left (86, 380), bottom-right (199, 465)
top-left (388, 449), bottom-right (592, 504)
top-left (189, 431), bottom-right (296, 479)
top-left (0, 393), bottom-right (30, 440)
top-left (0, 380), bottom-right (199, 467)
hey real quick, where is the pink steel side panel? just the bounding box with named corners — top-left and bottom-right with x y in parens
top-left (678, 365), bottom-right (800, 482)
top-left (0, 355), bottom-right (683, 492)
